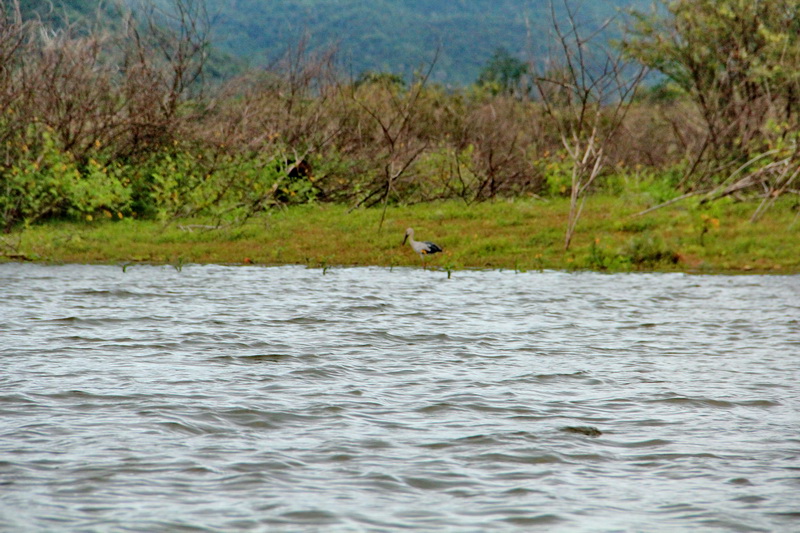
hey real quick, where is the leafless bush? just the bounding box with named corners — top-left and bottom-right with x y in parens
top-left (461, 96), bottom-right (549, 200)
top-left (116, 0), bottom-right (210, 155)
top-left (344, 68), bottom-right (437, 228)
top-left (609, 101), bottom-right (696, 169)
top-left (533, 0), bottom-right (647, 249)
top-left (19, 28), bottom-right (124, 161)
top-left (200, 39), bottom-right (339, 153)
top-left (0, 2), bottom-right (36, 157)
top-left (0, 0), bottom-right (211, 164)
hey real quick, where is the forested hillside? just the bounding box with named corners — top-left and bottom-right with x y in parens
top-left (19, 0), bottom-right (649, 85)
top-left (207, 0), bottom-right (649, 85)
top-left (18, 0), bottom-right (108, 26)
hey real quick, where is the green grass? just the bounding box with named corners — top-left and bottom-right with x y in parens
top-left (3, 195), bottom-right (799, 273)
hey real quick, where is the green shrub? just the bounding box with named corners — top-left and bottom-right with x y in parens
top-left (620, 234), bottom-right (679, 267)
top-left (0, 128), bottom-right (129, 229)
top-left (535, 154), bottom-right (572, 198)
top-left (605, 166), bottom-right (683, 205)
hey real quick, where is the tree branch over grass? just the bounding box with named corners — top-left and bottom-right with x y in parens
top-left (534, 0), bottom-right (647, 250)
top-left (347, 51), bottom-right (440, 229)
top-left (702, 139), bottom-right (800, 222)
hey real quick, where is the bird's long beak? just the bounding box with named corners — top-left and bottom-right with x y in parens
top-left (402, 234), bottom-right (408, 245)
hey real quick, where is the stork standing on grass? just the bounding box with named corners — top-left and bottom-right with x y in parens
top-left (402, 227), bottom-right (442, 268)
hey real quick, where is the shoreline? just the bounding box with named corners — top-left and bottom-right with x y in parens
top-left (2, 198), bottom-right (798, 274)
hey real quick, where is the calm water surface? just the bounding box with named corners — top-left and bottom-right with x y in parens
top-left (1, 263), bottom-right (799, 532)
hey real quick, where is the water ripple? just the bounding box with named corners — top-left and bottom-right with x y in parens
top-left (0, 263), bottom-right (798, 531)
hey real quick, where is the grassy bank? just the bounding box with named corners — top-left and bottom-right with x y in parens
top-left (2, 196), bottom-right (799, 273)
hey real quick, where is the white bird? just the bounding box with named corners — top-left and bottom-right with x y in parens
top-left (402, 227), bottom-right (442, 268)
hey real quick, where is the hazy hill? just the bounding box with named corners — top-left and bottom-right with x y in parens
top-left (206, 0), bottom-right (650, 85)
top-left (19, 0), bottom-right (651, 86)
top-left (17, 0), bottom-right (108, 25)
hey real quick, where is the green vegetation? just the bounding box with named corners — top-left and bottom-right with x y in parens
top-left (4, 196), bottom-right (798, 272)
top-left (622, 0), bottom-right (800, 166)
top-left (476, 48), bottom-right (531, 96)
top-left (2, 1), bottom-right (799, 273)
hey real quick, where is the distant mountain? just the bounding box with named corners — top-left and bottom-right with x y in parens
top-left (206, 0), bottom-right (651, 86)
top-left (18, 0), bottom-right (108, 25)
top-left (19, 0), bottom-right (652, 86)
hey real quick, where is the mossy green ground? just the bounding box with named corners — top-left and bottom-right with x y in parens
top-left (3, 196), bottom-right (799, 273)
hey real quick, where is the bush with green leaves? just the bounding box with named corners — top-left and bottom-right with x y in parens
top-left (620, 234), bottom-right (679, 268)
top-left (1, 128), bottom-right (129, 230)
top-left (127, 147), bottom-right (322, 223)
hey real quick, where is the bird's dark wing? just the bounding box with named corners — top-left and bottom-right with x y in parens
top-left (423, 241), bottom-right (442, 254)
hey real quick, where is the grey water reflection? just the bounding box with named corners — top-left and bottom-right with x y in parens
top-left (1, 263), bottom-right (799, 531)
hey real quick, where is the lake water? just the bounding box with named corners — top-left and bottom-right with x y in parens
top-left (1, 263), bottom-right (799, 531)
